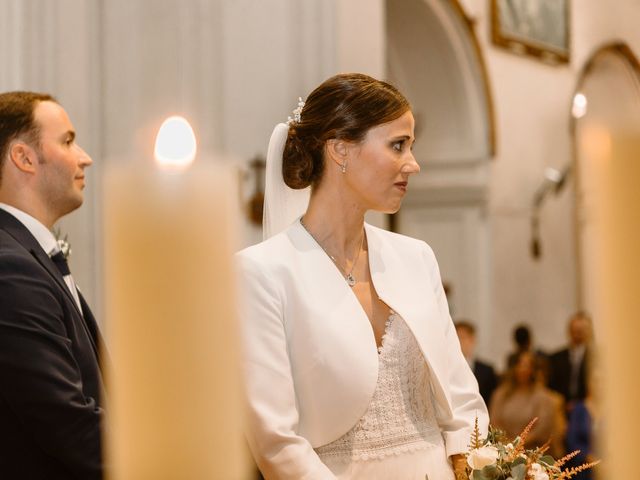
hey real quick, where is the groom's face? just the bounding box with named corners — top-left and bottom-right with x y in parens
top-left (33, 101), bottom-right (93, 217)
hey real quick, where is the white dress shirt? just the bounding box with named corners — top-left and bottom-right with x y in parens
top-left (569, 344), bottom-right (586, 398)
top-left (0, 203), bottom-right (82, 313)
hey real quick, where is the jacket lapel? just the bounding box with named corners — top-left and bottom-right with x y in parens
top-left (0, 210), bottom-right (100, 360)
top-left (289, 221), bottom-right (379, 353)
top-left (365, 223), bottom-right (451, 406)
top-left (78, 290), bottom-right (110, 370)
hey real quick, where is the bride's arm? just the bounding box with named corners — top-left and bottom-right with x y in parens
top-left (421, 244), bottom-right (490, 457)
top-left (237, 253), bottom-right (336, 480)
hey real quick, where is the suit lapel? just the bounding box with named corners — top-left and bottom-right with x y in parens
top-left (0, 210), bottom-right (100, 360)
top-left (0, 210), bottom-right (84, 317)
top-left (78, 291), bottom-right (99, 344)
top-left (32, 246), bottom-right (85, 316)
top-left (78, 290), bottom-right (110, 366)
top-left (32, 249), bottom-right (101, 362)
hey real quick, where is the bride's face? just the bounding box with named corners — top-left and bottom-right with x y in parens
top-left (341, 110), bottom-right (420, 213)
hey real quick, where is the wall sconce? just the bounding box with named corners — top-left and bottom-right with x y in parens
top-left (530, 165), bottom-right (572, 259)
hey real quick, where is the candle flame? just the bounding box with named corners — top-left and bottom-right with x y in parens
top-left (154, 116), bottom-right (197, 169)
top-left (572, 92), bottom-right (588, 119)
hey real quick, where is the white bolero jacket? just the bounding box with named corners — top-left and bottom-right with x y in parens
top-left (236, 220), bottom-right (488, 479)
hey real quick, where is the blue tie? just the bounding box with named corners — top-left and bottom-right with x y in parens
top-left (50, 251), bottom-right (71, 276)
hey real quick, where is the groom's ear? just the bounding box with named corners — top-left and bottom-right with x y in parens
top-left (8, 140), bottom-right (38, 174)
top-left (325, 139), bottom-right (349, 168)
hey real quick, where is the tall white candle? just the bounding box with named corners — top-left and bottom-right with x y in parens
top-left (593, 132), bottom-right (640, 479)
top-left (104, 117), bottom-right (249, 479)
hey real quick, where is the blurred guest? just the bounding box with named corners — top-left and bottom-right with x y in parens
top-left (490, 351), bottom-right (566, 457)
top-left (506, 324), bottom-right (547, 369)
top-left (548, 312), bottom-right (593, 408)
top-left (455, 320), bottom-right (498, 406)
top-left (566, 362), bottom-right (602, 480)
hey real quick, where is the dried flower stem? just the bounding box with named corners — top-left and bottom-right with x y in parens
top-left (512, 417), bottom-right (538, 458)
top-left (554, 450), bottom-right (580, 468)
top-left (470, 416), bottom-right (483, 450)
top-left (557, 460), bottom-right (601, 479)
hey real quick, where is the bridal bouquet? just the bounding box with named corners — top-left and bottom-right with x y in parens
top-left (464, 418), bottom-right (599, 480)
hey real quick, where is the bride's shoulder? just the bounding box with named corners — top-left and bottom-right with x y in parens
top-left (366, 224), bottom-right (442, 272)
top-left (237, 233), bottom-right (286, 261)
top-left (366, 223), bottom-right (433, 255)
top-left (235, 226), bottom-right (297, 272)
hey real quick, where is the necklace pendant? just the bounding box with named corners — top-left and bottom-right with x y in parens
top-left (346, 273), bottom-right (356, 287)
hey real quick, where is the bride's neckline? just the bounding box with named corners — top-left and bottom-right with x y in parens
top-left (299, 217), bottom-right (366, 288)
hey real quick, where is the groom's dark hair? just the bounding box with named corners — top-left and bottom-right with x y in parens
top-left (0, 91), bottom-right (57, 185)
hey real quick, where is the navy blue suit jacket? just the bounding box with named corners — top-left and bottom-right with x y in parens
top-left (548, 347), bottom-right (590, 402)
top-left (473, 359), bottom-right (498, 406)
top-left (0, 209), bottom-right (106, 479)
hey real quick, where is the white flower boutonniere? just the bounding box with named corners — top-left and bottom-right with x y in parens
top-left (53, 228), bottom-right (72, 259)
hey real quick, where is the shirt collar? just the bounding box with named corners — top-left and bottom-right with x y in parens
top-left (0, 203), bottom-right (58, 255)
top-left (570, 344), bottom-right (586, 361)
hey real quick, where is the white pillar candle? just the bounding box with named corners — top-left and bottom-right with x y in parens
top-left (104, 117), bottom-right (249, 479)
top-left (594, 132), bottom-right (640, 479)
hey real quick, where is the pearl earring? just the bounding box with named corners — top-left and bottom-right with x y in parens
top-left (341, 161), bottom-right (346, 174)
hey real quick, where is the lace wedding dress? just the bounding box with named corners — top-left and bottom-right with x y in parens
top-left (315, 311), bottom-right (455, 480)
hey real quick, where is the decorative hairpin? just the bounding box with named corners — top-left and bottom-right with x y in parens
top-left (287, 97), bottom-right (305, 125)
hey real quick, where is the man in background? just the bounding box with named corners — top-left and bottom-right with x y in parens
top-left (548, 311), bottom-right (593, 409)
top-left (0, 91), bottom-right (105, 479)
top-left (455, 320), bottom-right (498, 406)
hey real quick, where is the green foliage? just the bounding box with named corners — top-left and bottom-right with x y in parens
top-left (510, 463), bottom-right (526, 480)
top-left (464, 416), bottom-right (599, 480)
top-left (538, 455), bottom-right (556, 468)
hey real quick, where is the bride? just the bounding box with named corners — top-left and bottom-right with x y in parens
top-left (236, 73), bottom-right (488, 479)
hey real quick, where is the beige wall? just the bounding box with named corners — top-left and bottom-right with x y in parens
top-left (454, 0), bottom-right (640, 368)
top-left (2, 0), bottom-right (638, 359)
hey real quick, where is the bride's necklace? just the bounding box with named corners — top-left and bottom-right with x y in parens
top-left (300, 218), bottom-right (364, 287)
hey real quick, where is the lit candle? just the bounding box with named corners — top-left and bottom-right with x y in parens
top-left (104, 116), bottom-right (249, 479)
top-left (593, 131), bottom-right (640, 479)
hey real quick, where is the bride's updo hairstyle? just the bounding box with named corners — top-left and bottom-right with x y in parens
top-left (283, 73), bottom-right (411, 189)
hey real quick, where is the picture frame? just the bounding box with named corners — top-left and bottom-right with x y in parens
top-left (491, 0), bottom-right (570, 64)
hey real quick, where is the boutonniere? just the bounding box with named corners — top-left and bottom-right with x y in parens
top-left (53, 228), bottom-right (72, 259)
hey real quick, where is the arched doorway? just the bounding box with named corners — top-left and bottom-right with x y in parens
top-left (572, 42), bottom-right (640, 327)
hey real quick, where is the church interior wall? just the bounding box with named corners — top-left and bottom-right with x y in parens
top-left (0, 0), bottom-right (638, 370)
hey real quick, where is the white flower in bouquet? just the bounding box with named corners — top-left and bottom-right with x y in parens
top-left (528, 462), bottom-right (550, 480)
top-left (467, 444), bottom-right (499, 470)
top-left (464, 417), bottom-right (600, 480)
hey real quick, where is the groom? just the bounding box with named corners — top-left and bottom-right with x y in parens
top-left (0, 91), bottom-right (106, 479)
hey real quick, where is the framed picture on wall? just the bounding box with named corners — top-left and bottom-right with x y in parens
top-left (491, 0), bottom-right (570, 63)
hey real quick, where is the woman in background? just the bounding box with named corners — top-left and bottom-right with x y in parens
top-left (490, 350), bottom-right (565, 457)
top-left (237, 73), bottom-right (488, 479)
